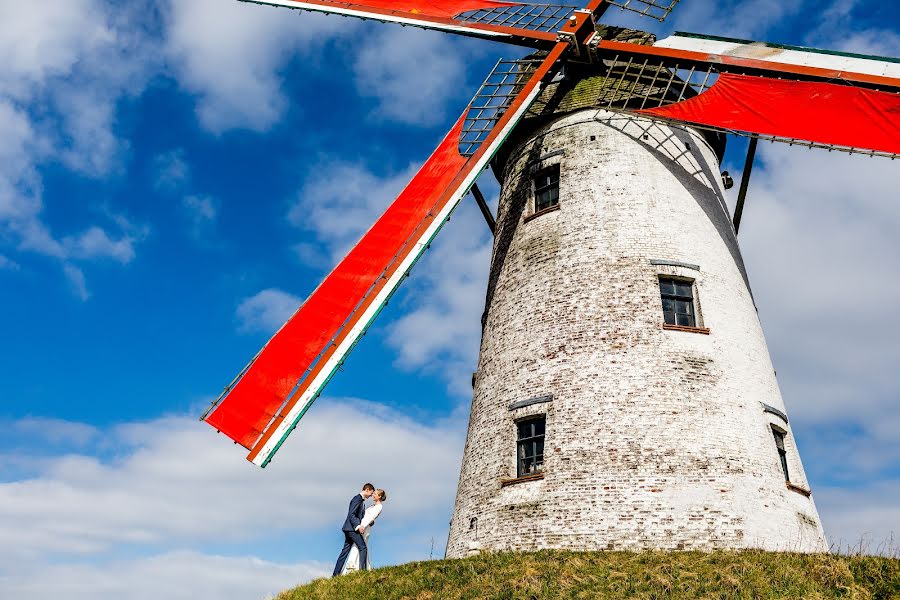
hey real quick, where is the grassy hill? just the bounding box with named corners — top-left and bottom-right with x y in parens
top-left (276, 549), bottom-right (900, 599)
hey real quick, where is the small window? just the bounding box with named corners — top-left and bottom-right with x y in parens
top-left (533, 165), bottom-right (560, 213)
top-left (659, 277), bottom-right (696, 327)
top-left (516, 416), bottom-right (545, 477)
top-left (772, 427), bottom-right (789, 481)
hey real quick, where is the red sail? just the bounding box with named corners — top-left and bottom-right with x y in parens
top-left (261, 0), bottom-right (520, 20)
top-left (639, 73), bottom-right (900, 155)
top-left (323, 0), bottom-right (519, 18)
top-left (205, 118), bottom-right (469, 449)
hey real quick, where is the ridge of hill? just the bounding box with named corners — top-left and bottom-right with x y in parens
top-left (277, 549), bottom-right (900, 599)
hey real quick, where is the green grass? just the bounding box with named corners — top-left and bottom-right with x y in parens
top-left (277, 550), bottom-right (900, 600)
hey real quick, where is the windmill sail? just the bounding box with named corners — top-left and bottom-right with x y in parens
top-left (638, 73), bottom-right (900, 156)
top-left (587, 36), bottom-right (900, 157)
top-left (204, 44), bottom-right (569, 467)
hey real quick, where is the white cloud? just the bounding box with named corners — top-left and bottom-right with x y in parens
top-left (830, 29), bottom-right (900, 55)
top-left (163, 0), bottom-right (352, 133)
top-left (668, 0), bottom-right (805, 39)
top-left (0, 401), bottom-right (463, 567)
top-left (0, 0), bottom-right (114, 97)
top-left (0, 0), bottom-right (158, 177)
top-left (53, 81), bottom-right (128, 177)
top-left (236, 288), bottom-right (303, 334)
top-left (153, 148), bottom-right (191, 191)
top-left (182, 194), bottom-right (219, 240)
top-left (815, 481), bottom-right (900, 554)
top-left (0, 0), bottom-right (156, 295)
top-left (0, 254), bottom-right (20, 271)
top-left (12, 417), bottom-right (99, 448)
top-left (62, 226), bottom-right (138, 264)
top-left (353, 28), bottom-right (486, 126)
top-left (163, 1), bottom-right (486, 132)
top-left (736, 145), bottom-right (900, 433)
top-left (0, 99), bottom-right (36, 173)
top-left (804, 0), bottom-right (900, 56)
top-left (152, 151), bottom-right (219, 241)
top-left (183, 195), bottom-right (217, 221)
top-left (1, 551), bottom-right (328, 600)
top-left (63, 263), bottom-right (90, 301)
top-left (801, 421), bottom-right (900, 484)
top-left (0, 99), bottom-right (45, 249)
top-left (721, 143), bottom-right (900, 529)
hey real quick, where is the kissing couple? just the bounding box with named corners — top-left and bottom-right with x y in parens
top-left (332, 483), bottom-right (388, 576)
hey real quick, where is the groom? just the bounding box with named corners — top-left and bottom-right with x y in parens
top-left (332, 482), bottom-right (375, 576)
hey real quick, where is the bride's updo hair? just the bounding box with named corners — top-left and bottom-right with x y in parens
top-left (376, 489), bottom-right (387, 501)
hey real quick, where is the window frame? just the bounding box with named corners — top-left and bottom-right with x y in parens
top-left (515, 415), bottom-right (546, 478)
top-left (658, 276), bottom-right (698, 328)
top-left (531, 164), bottom-right (560, 214)
top-left (771, 425), bottom-right (790, 482)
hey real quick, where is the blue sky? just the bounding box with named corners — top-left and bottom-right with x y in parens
top-left (1, 0), bottom-right (899, 598)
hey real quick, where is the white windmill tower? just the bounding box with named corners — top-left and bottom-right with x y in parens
top-left (446, 30), bottom-right (829, 556)
top-left (202, 0), bottom-right (900, 556)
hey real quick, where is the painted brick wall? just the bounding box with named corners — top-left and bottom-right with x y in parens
top-left (446, 109), bottom-right (827, 558)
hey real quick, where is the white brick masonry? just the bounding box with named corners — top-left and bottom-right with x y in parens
top-left (446, 109), bottom-right (827, 558)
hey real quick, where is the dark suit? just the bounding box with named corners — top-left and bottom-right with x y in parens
top-left (333, 493), bottom-right (368, 576)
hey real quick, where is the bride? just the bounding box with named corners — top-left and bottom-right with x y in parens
top-left (342, 488), bottom-right (386, 574)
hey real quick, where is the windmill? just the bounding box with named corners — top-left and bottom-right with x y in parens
top-left (203, 0), bottom-right (900, 553)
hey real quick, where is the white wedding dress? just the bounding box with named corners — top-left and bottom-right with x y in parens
top-left (341, 503), bottom-right (382, 574)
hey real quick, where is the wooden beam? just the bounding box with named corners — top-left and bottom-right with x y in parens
top-left (470, 183), bottom-right (496, 234)
top-left (733, 136), bottom-right (758, 235)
